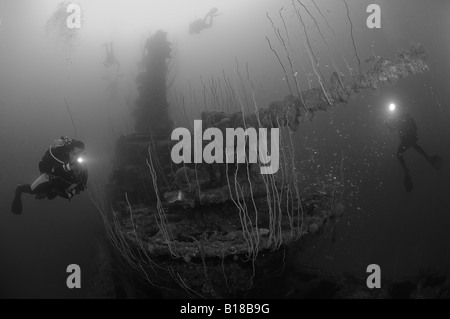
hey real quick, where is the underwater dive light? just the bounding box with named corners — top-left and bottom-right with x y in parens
top-left (389, 103), bottom-right (396, 112)
top-left (77, 157), bottom-right (84, 164)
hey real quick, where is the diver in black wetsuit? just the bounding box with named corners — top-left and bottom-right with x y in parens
top-left (189, 8), bottom-right (220, 34)
top-left (11, 137), bottom-right (88, 214)
top-left (385, 104), bottom-right (443, 192)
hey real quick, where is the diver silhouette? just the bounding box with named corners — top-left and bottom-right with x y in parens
top-left (189, 8), bottom-right (220, 34)
top-left (11, 137), bottom-right (88, 215)
top-left (385, 105), bottom-right (443, 192)
top-left (102, 41), bottom-right (120, 71)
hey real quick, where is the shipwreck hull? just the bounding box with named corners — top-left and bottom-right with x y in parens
top-left (105, 190), bottom-right (338, 298)
top-left (100, 44), bottom-right (430, 298)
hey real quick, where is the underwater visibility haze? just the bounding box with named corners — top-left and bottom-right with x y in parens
top-left (0, 0), bottom-right (449, 299)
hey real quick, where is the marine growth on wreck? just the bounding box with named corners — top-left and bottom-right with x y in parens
top-left (93, 5), bottom-right (430, 299)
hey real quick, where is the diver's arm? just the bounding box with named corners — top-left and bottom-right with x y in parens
top-left (202, 9), bottom-right (214, 24)
top-left (63, 162), bottom-right (74, 172)
top-left (48, 137), bottom-right (73, 175)
top-left (75, 181), bottom-right (87, 193)
top-left (202, 14), bottom-right (213, 27)
top-left (53, 162), bottom-right (75, 176)
top-left (58, 182), bottom-right (83, 201)
top-left (60, 191), bottom-right (71, 200)
top-left (53, 185), bottom-right (72, 201)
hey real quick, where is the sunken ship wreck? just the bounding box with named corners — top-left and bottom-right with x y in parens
top-left (90, 29), bottom-right (430, 298)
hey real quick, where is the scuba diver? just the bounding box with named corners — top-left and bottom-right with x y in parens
top-left (189, 8), bottom-right (220, 34)
top-left (11, 137), bottom-right (88, 215)
top-left (102, 41), bottom-right (120, 71)
top-left (385, 103), bottom-right (443, 192)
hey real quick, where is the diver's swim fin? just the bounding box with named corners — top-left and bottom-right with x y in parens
top-left (430, 156), bottom-right (443, 170)
top-left (11, 186), bottom-right (23, 215)
top-left (404, 174), bottom-right (413, 192)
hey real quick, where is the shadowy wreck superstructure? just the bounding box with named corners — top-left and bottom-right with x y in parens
top-left (100, 43), bottom-right (430, 298)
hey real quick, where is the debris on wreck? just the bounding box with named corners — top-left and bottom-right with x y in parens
top-left (201, 44), bottom-right (429, 132)
top-left (92, 36), bottom-right (430, 298)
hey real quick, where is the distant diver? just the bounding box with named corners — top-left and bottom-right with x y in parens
top-left (102, 41), bottom-right (120, 71)
top-left (11, 137), bottom-right (88, 215)
top-left (189, 8), bottom-right (220, 34)
top-left (385, 103), bottom-right (443, 192)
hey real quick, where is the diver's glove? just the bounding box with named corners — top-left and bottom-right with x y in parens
top-left (74, 185), bottom-right (84, 194)
top-left (61, 189), bottom-right (76, 201)
top-left (67, 189), bottom-right (75, 201)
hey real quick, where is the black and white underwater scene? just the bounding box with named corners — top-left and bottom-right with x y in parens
top-left (0, 0), bottom-right (449, 300)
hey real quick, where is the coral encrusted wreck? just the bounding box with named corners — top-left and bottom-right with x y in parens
top-left (100, 41), bottom-right (429, 298)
